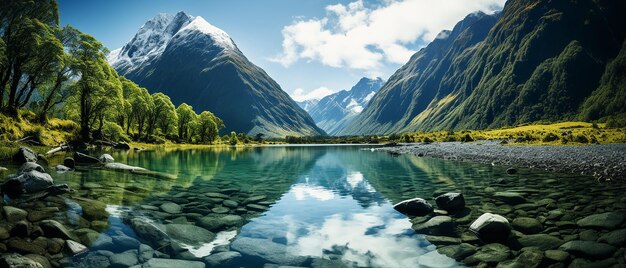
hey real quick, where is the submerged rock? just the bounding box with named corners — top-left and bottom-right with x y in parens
top-left (160, 202), bottom-right (182, 214)
top-left (435, 192), bottom-right (465, 212)
top-left (230, 237), bottom-right (308, 266)
top-left (109, 249), bottom-right (139, 267)
top-left (203, 251), bottom-right (242, 267)
top-left (559, 240), bottom-right (616, 259)
top-left (517, 234), bottom-right (564, 250)
top-left (55, 165), bottom-right (71, 173)
top-left (506, 168), bottom-right (517, 175)
top-left (598, 229), bottom-right (626, 246)
top-left (464, 243), bottom-right (511, 264)
top-left (164, 224), bottom-right (216, 246)
top-left (437, 243), bottom-right (477, 260)
top-left (413, 216), bottom-right (455, 235)
top-left (493, 192), bottom-right (527, 205)
top-left (12, 147), bottom-right (38, 163)
top-left (469, 213), bottom-right (511, 243)
top-left (512, 217), bottom-right (543, 234)
top-left (66, 240), bottom-right (88, 256)
top-left (142, 258), bottom-right (205, 268)
top-left (393, 197), bottom-right (434, 216)
top-left (576, 212), bottom-right (625, 230)
top-left (0, 253), bottom-right (43, 268)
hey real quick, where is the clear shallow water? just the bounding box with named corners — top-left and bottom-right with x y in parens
top-left (2, 145), bottom-right (625, 267)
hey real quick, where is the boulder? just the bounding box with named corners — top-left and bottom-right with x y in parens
top-left (0, 253), bottom-right (44, 268)
top-left (23, 254), bottom-right (50, 268)
top-left (1, 170), bottom-right (54, 198)
top-left (576, 212), bottom-right (625, 230)
top-left (12, 147), bottom-right (38, 163)
top-left (204, 251), bottom-right (242, 267)
top-left (435, 192), bottom-right (465, 212)
top-left (63, 157), bottom-right (75, 168)
top-left (19, 162), bottom-right (45, 173)
top-left (114, 142), bottom-right (131, 150)
top-left (39, 220), bottom-right (79, 241)
top-left (469, 213), bottom-right (511, 243)
top-left (8, 239), bottom-right (46, 255)
top-left (3, 206), bottom-right (28, 222)
top-left (66, 240), bottom-right (88, 255)
top-left (559, 240), bottom-right (616, 259)
top-left (393, 197), bottom-right (434, 216)
top-left (130, 218), bottom-right (169, 249)
top-left (512, 217), bottom-right (543, 234)
top-left (544, 250), bottom-right (569, 262)
top-left (73, 152), bottom-right (101, 164)
top-left (99, 154), bottom-right (115, 163)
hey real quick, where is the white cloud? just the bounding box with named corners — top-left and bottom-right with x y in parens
top-left (291, 86), bottom-right (336, 101)
top-left (272, 0), bottom-right (505, 72)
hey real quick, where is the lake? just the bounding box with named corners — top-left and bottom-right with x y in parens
top-left (1, 145), bottom-right (625, 267)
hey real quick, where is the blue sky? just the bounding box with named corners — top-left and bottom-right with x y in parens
top-left (58, 0), bottom-right (504, 101)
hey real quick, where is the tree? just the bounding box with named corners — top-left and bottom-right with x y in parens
top-left (0, 0), bottom-right (62, 115)
top-left (68, 33), bottom-right (122, 140)
top-left (36, 26), bottom-right (81, 122)
top-left (130, 87), bottom-right (153, 140)
top-left (176, 103), bottom-right (197, 142)
top-left (147, 93), bottom-right (178, 138)
top-left (230, 131), bottom-right (239, 145)
top-left (196, 111), bottom-right (224, 144)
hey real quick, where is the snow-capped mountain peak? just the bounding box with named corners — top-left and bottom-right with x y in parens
top-left (108, 12), bottom-right (237, 74)
top-left (176, 16), bottom-right (236, 50)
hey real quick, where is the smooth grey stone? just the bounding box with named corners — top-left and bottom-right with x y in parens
top-left (230, 237), bottom-right (308, 266)
top-left (393, 197), bottom-right (434, 216)
top-left (598, 229), bottom-right (626, 246)
top-left (12, 146), bottom-right (38, 163)
top-left (3, 206), bottom-right (28, 222)
top-left (435, 192), bottom-right (466, 212)
top-left (99, 154), bottom-right (115, 163)
top-left (518, 234), bottom-right (564, 250)
top-left (494, 192), bottom-right (527, 205)
top-left (142, 258), bottom-right (205, 268)
top-left (19, 162), bottom-right (45, 173)
top-left (469, 213), bottom-right (511, 243)
top-left (39, 220), bottom-right (80, 241)
top-left (160, 202), bottom-right (182, 214)
top-left (512, 217), bottom-right (543, 234)
top-left (203, 251), bottom-right (242, 267)
top-left (110, 249), bottom-right (138, 268)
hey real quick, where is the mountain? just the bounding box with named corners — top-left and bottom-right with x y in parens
top-left (108, 12), bottom-right (324, 138)
top-left (306, 77), bottom-right (384, 135)
top-left (296, 100), bottom-right (319, 112)
top-left (340, 0), bottom-right (626, 135)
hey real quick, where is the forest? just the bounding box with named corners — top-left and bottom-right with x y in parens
top-left (0, 0), bottom-right (227, 147)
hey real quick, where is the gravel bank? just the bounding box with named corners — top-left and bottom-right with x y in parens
top-left (381, 141), bottom-right (626, 181)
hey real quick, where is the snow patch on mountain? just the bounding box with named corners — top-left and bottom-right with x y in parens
top-left (108, 11), bottom-right (236, 74)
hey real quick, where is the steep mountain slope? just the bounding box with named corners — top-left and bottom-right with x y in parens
top-left (108, 12), bottom-right (324, 137)
top-left (296, 100), bottom-right (319, 112)
top-left (342, 0), bottom-right (626, 135)
top-left (307, 77), bottom-right (384, 135)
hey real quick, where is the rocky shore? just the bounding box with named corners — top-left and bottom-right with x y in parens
top-left (380, 141), bottom-right (626, 181)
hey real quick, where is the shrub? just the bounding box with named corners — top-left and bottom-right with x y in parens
top-left (460, 133), bottom-right (474, 142)
top-left (574, 135), bottom-right (589, 143)
top-left (102, 122), bottom-right (130, 142)
top-left (542, 133), bottom-right (559, 142)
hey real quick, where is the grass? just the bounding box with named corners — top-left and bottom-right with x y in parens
top-left (395, 121), bottom-right (626, 145)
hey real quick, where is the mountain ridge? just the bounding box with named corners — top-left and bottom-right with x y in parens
top-left (108, 11), bottom-right (324, 138)
top-left (341, 0), bottom-right (626, 135)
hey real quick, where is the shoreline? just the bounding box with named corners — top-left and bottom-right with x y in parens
top-left (379, 141), bottom-right (626, 182)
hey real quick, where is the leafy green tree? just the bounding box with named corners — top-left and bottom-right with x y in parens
top-left (68, 33), bottom-right (122, 140)
top-left (196, 111), bottom-right (224, 144)
top-left (176, 103), bottom-right (197, 142)
top-left (147, 93), bottom-right (178, 137)
top-left (0, 0), bottom-right (62, 115)
top-left (130, 87), bottom-right (153, 139)
top-left (36, 25), bottom-right (81, 122)
top-left (230, 131), bottom-right (239, 145)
